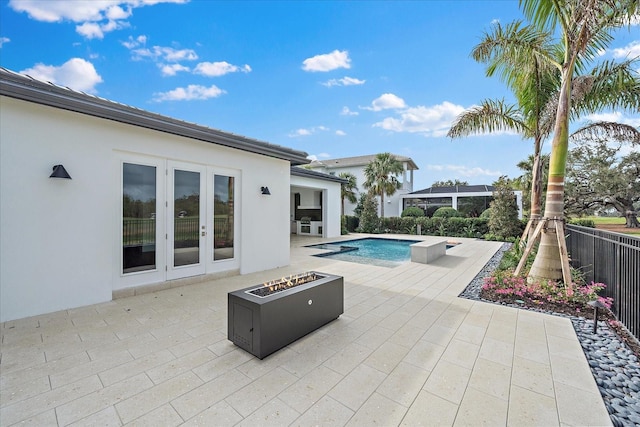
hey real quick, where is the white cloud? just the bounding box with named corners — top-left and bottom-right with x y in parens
top-left (8, 0), bottom-right (187, 38)
top-left (583, 112), bottom-right (640, 127)
top-left (373, 101), bottom-right (466, 137)
top-left (76, 19), bottom-right (128, 39)
top-left (20, 58), bottom-right (102, 93)
top-left (302, 49), bottom-right (351, 72)
top-left (130, 45), bottom-right (198, 62)
top-left (335, 130), bottom-right (346, 136)
top-left (341, 106), bottom-right (359, 116)
top-left (288, 126), bottom-right (330, 137)
top-left (322, 76), bottom-right (365, 87)
top-left (426, 164), bottom-right (502, 178)
top-left (363, 93), bottom-right (406, 111)
top-left (194, 61), bottom-right (251, 77)
top-left (611, 40), bottom-right (640, 59)
top-left (159, 63), bottom-right (190, 76)
top-left (152, 84), bottom-right (226, 102)
top-left (491, 18), bottom-right (500, 25)
top-left (122, 35), bottom-right (147, 49)
top-left (0, 37), bottom-right (10, 47)
top-left (289, 129), bottom-right (312, 137)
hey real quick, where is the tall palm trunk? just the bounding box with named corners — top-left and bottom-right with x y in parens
top-left (527, 61), bottom-right (574, 283)
top-left (380, 192), bottom-right (385, 218)
top-left (527, 136), bottom-right (544, 240)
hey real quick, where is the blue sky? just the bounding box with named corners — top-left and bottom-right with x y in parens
top-left (1, 0), bottom-right (638, 190)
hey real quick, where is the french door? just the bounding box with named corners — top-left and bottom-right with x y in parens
top-left (166, 161), bottom-right (206, 279)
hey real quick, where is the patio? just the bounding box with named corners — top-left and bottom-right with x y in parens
top-left (0, 235), bottom-right (611, 426)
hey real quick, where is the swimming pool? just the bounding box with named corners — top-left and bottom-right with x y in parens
top-left (307, 237), bottom-right (421, 267)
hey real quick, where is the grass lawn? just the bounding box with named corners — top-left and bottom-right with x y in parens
top-left (581, 216), bottom-right (640, 235)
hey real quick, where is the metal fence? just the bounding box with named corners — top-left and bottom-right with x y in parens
top-left (566, 224), bottom-right (640, 339)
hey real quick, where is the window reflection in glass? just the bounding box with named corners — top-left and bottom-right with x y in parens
top-left (122, 163), bottom-right (156, 273)
top-left (214, 175), bottom-right (234, 260)
top-left (174, 170), bottom-right (200, 267)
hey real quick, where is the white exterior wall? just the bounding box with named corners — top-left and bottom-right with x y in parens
top-left (0, 96), bottom-right (291, 322)
top-left (310, 164), bottom-right (413, 218)
top-left (290, 175), bottom-right (342, 238)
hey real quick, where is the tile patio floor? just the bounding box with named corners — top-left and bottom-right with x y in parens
top-left (0, 235), bottom-right (611, 426)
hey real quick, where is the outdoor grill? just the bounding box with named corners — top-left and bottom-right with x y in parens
top-left (299, 216), bottom-right (311, 234)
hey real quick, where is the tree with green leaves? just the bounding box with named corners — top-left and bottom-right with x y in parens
top-left (338, 172), bottom-right (358, 217)
top-left (518, 0), bottom-right (639, 284)
top-left (565, 136), bottom-right (640, 227)
top-left (488, 176), bottom-right (523, 239)
top-left (357, 191), bottom-right (380, 233)
top-left (363, 153), bottom-right (404, 218)
top-left (516, 153), bottom-right (550, 217)
top-left (448, 21), bottom-right (559, 233)
top-left (448, 18), bottom-right (639, 249)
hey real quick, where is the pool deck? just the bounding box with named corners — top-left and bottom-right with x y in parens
top-left (0, 234), bottom-right (611, 426)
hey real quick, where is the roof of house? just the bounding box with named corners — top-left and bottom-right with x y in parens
top-left (410, 185), bottom-right (495, 195)
top-left (291, 166), bottom-right (348, 183)
top-left (0, 67), bottom-right (310, 165)
top-left (309, 154), bottom-right (419, 170)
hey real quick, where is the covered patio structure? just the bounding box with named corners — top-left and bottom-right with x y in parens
top-left (402, 185), bottom-right (523, 218)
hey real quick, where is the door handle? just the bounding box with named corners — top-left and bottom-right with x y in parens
top-left (201, 231), bottom-right (206, 236)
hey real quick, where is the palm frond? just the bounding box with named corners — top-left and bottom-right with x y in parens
top-left (572, 59), bottom-right (640, 118)
top-left (447, 99), bottom-right (530, 138)
top-left (570, 121), bottom-right (640, 144)
top-left (472, 20), bottom-right (560, 90)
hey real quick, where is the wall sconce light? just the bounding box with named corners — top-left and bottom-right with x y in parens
top-left (50, 164), bottom-right (72, 179)
top-left (261, 186), bottom-right (271, 195)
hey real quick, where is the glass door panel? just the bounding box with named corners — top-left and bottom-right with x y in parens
top-left (167, 162), bottom-right (206, 279)
top-left (173, 170), bottom-right (200, 267)
top-left (122, 163), bottom-right (157, 274)
top-left (214, 175), bottom-right (235, 260)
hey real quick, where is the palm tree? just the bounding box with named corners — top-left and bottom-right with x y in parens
top-left (338, 172), bottom-right (358, 216)
top-left (363, 153), bottom-right (404, 218)
top-left (520, 0), bottom-right (639, 284)
top-left (448, 20), bottom-right (639, 245)
top-left (516, 154), bottom-right (550, 217)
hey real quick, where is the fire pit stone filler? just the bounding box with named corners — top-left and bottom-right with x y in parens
top-left (228, 271), bottom-right (344, 359)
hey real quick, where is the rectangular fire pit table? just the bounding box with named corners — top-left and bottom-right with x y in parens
top-left (228, 271), bottom-right (344, 359)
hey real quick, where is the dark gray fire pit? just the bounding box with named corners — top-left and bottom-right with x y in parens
top-left (228, 271), bottom-right (344, 359)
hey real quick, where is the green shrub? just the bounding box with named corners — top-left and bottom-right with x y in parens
top-left (356, 193), bottom-right (379, 233)
top-left (569, 218), bottom-right (596, 228)
top-left (488, 177), bottom-right (521, 239)
top-left (400, 217), bottom-right (417, 234)
top-left (401, 207), bottom-right (425, 217)
top-left (446, 217), bottom-right (467, 236)
top-left (344, 215), bottom-right (359, 232)
top-left (433, 207), bottom-right (463, 218)
top-left (470, 218), bottom-right (490, 235)
top-left (480, 208), bottom-right (492, 219)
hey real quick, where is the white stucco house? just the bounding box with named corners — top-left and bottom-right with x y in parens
top-left (307, 154), bottom-right (418, 217)
top-left (0, 68), bottom-right (342, 322)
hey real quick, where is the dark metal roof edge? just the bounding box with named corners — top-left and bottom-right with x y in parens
top-left (0, 68), bottom-right (310, 165)
top-left (291, 167), bottom-right (348, 183)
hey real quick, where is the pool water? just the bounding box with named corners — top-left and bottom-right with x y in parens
top-left (307, 237), bottom-right (421, 267)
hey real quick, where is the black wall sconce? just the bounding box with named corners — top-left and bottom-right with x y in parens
top-left (261, 186), bottom-right (271, 195)
top-left (50, 164), bottom-right (72, 179)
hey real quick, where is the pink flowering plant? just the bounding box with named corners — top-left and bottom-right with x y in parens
top-left (481, 269), bottom-right (613, 315)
